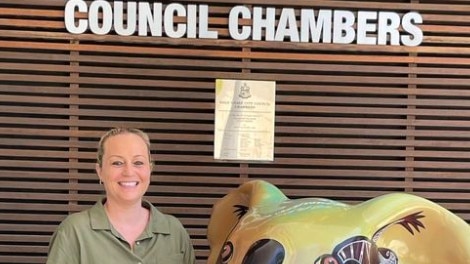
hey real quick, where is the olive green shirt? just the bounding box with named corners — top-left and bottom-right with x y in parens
top-left (46, 199), bottom-right (195, 264)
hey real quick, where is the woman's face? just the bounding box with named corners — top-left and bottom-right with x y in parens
top-left (96, 133), bottom-right (151, 205)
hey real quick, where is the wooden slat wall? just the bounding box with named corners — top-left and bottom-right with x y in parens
top-left (1, 0), bottom-right (470, 263)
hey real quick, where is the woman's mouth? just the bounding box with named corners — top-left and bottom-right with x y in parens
top-left (119, 181), bottom-right (138, 187)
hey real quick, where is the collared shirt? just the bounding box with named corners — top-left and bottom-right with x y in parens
top-left (46, 199), bottom-right (195, 264)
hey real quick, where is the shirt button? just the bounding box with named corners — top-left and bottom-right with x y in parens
top-left (136, 241), bottom-right (140, 245)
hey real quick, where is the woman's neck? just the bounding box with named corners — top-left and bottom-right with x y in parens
top-left (104, 199), bottom-right (146, 223)
top-left (104, 199), bottom-right (150, 248)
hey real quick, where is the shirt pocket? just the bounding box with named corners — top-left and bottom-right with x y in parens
top-left (156, 253), bottom-right (184, 264)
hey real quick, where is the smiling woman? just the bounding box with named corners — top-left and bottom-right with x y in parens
top-left (96, 128), bottom-right (152, 211)
top-left (46, 127), bottom-right (196, 264)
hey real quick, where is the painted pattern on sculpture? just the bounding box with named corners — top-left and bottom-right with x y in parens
top-left (207, 180), bottom-right (470, 264)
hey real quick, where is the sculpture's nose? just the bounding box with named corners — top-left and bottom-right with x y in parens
top-left (242, 239), bottom-right (285, 264)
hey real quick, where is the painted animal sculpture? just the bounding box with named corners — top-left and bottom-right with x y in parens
top-left (207, 180), bottom-right (470, 264)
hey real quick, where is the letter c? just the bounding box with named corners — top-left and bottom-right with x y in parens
top-left (229, 6), bottom-right (251, 40)
top-left (64, 0), bottom-right (88, 34)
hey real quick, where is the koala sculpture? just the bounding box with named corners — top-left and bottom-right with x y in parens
top-left (207, 180), bottom-right (470, 264)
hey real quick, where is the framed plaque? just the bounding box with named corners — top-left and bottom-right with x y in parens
top-left (214, 79), bottom-right (276, 162)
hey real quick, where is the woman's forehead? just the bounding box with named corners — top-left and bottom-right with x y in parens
top-left (104, 133), bottom-right (149, 153)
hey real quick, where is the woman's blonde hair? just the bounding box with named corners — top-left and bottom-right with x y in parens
top-left (96, 127), bottom-right (153, 169)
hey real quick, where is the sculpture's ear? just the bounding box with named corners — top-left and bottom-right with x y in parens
top-left (207, 180), bottom-right (288, 264)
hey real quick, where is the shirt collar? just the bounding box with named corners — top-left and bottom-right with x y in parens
top-left (90, 198), bottom-right (171, 235)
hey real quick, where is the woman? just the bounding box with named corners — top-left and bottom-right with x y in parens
top-left (47, 128), bottom-right (195, 264)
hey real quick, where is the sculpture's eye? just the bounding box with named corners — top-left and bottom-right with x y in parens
top-left (242, 239), bottom-right (285, 264)
top-left (221, 241), bottom-right (234, 263)
top-left (321, 256), bottom-right (339, 264)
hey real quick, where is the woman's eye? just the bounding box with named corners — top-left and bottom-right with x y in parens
top-left (134, 161), bottom-right (144, 166)
top-left (111, 161), bottom-right (123, 166)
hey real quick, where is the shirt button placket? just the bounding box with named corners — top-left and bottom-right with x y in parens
top-left (135, 241), bottom-right (142, 264)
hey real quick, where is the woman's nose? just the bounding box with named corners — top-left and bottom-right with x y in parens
top-left (122, 163), bottom-right (133, 176)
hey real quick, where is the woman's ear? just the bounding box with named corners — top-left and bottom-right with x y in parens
top-left (95, 163), bottom-right (102, 183)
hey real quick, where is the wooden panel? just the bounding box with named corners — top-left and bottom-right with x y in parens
top-left (1, 1), bottom-right (470, 263)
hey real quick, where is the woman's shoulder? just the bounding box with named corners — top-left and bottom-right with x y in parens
top-left (56, 203), bottom-right (99, 232)
top-left (57, 211), bottom-right (87, 230)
